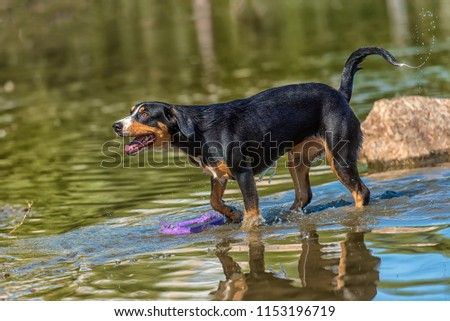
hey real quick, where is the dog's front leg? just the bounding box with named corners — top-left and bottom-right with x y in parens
top-left (235, 169), bottom-right (264, 230)
top-left (210, 177), bottom-right (242, 223)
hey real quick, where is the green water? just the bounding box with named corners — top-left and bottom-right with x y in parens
top-left (0, 0), bottom-right (449, 300)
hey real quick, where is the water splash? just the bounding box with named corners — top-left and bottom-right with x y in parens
top-left (258, 161), bottom-right (278, 184)
top-left (411, 9), bottom-right (437, 93)
top-left (399, 34), bottom-right (436, 70)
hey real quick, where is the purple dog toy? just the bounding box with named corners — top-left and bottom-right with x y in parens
top-left (159, 211), bottom-right (225, 235)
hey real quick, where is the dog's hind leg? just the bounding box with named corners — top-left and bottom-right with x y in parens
top-left (323, 129), bottom-right (370, 208)
top-left (288, 136), bottom-right (324, 211)
top-left (210, 178), bottom-right (242, 223)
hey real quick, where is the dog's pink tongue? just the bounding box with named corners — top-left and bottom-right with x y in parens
top-left (124, 143), bottom-right (138, 154)
top-left (125, 136), bottom-right (145, 155)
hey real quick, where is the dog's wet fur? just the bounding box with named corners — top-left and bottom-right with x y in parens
top-left (113, 47), bottom-right (404, 229)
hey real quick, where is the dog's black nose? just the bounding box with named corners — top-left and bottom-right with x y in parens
top-left (112, 122), bottom-right (123, 132)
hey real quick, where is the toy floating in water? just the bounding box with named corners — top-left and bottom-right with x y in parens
top-left (159, 211), bottom-right (226, 235)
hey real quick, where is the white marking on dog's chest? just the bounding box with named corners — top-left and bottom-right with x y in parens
top-left (193, 157), bottom-right (215, 177)
top-left (193, 156), bottom-right (229, 182)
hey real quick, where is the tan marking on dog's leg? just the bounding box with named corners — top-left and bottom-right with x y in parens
top-left (241, 204), bottom-right (263, 231)
top-left (289, 136), bottom-right (324, 211)
top-left (244, 205), bottom-right (260, 218)
top-left (211, 178), bottom-right (227, 211)
top-left (352, 191), bottom-right (366, 208)
top-left (323, 139), bottom-right (369, 208)
top-left (210, 178), bottom-right (241, 222)
top-left (288, 154), bottom-right (302, 209)
top-left (216, 161), bottom-right (233, 178)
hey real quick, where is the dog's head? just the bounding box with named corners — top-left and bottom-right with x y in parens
top-left (112, 102), bottom-right (195, 155)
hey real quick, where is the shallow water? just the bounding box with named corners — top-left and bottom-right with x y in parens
top-left (1, 166), bottom-right (449, 300)
top-left (0, 0), bottom-right (449, 300)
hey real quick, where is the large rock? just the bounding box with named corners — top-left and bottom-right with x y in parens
top-left (360, 96), bottom-right (450, 170)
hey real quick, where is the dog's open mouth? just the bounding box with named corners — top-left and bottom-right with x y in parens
top-left (124, 134), bottom-right (157, 155)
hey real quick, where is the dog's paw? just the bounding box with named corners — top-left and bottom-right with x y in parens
top-left (240, 215), bottom-right (265, 231)
top-left (225, 206), bottom-right (243, 223)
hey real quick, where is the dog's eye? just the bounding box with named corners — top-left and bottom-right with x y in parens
top-left (140, 112), bottom-right (149, 118)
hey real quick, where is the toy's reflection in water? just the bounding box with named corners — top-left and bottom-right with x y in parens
top-left (211, 231), bottom-right (380, 301)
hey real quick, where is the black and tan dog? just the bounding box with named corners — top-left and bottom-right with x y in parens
top-left (113, 47), bottom-right (404, 228)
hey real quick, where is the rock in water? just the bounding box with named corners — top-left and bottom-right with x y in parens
top-left (360, 96), bottom-right (450, 170)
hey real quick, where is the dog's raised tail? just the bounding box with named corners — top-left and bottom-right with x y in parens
top-left (339, 47), bottom-right (405, 102)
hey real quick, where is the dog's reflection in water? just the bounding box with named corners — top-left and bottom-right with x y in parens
top-left (211, 230), bottom-right (380, 301)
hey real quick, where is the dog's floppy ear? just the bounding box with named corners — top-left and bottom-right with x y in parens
top-left (166, 107), bottom-right (196, 140)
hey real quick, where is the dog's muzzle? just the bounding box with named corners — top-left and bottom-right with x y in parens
top-left (112, 121), bottom-right (124, 136)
